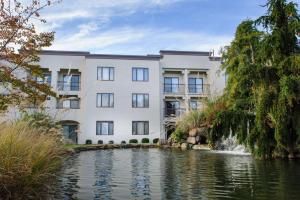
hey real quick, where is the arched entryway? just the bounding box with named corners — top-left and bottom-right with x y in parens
top-left (60, 120), bottom-right (79, 144)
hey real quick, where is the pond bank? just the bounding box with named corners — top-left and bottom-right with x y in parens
top-left (63, 143), bottom-right (211, 154)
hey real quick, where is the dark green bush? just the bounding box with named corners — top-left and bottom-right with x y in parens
top-left (121, 140), bottom-right (126, 144)
top-left (141, 138), bottom-right (149, 143)
top-left (129, 139), bottom-right (138, 144)
top-left (97, 140), bottom-right (103, 144)
top-left (85, 139), bottom-right (92, 144)
top-left (108, 140), bottom-right (114, 144)
top-left (153, 138), bottom-right (159, 143)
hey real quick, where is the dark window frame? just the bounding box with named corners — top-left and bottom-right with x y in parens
top-left (132, 121), bottom-right (149, 135)
top-left (96, 93), bottom-right (114, 108)
top-left (132, 67), bottom-right (149, 82)
top-left (132, 93), bottom-right (149, 108)
top-left (96, 121), bottom-right (114, 135)
top-left (97, 67), bottom-right (114, 81)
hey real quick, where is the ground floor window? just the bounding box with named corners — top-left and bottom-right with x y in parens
top-left (132, 121), bottom-right (149, 135)
top-left (96, 121), bottom-right (114, 135)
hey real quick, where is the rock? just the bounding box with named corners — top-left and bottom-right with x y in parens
top-left (181, 143), bottom-right (188, 150)
top-left (189, 128), bottom-right (198, 137)
top-left (192, 144), bottom-right (210, 150)
top-left (187, 137), bottom-right (196, 144)
top-left (172, 143), bottom-right (181, 148)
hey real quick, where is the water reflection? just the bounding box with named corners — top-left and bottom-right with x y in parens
top-left (54, 149), bottom-right (300, 200)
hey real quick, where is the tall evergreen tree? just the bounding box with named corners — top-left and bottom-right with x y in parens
top-left (220, 0), bottom-right (300, 158)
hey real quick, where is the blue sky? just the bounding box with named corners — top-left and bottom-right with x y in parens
top-left (37, 0), bottom-right (299, 55)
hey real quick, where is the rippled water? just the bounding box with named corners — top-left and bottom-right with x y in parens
top-left (53, 149), bottom-right (300, 200)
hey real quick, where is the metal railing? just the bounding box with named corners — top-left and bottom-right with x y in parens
top-left (163, 84), bottom-right (185, 94)
top-left (164, 108), bottom-right (186, 118)
top-left (57, 99), bottom-right (80, 109)
top-left (163, 83), bottom-right (210, 95)
top-left (57, 81), bottom-right (80, 91)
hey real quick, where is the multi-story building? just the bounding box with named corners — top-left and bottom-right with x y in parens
top-left (3, 50), bottom-right (226, 144)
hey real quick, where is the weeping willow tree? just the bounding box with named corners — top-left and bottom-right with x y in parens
top-left (214, 0), bottom-right (300, 158)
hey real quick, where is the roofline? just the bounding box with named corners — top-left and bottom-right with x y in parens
top-left (85, 54), bottom-right (162, 61)
top-left (39, 50), bottom-right (90, 56)
top-left (159, 50), bottom-right (211, 56)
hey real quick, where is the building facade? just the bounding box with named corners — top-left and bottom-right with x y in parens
top-left (8, 50), bottom-right (226, 144)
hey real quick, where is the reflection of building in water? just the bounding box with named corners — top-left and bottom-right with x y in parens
top-left (93, 150), bottom-right (114, 199)
top-left (130, 149), bottom-right (151, 199)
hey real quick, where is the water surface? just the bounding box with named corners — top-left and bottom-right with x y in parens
top-left (54, 149), bottom-right (300, 200)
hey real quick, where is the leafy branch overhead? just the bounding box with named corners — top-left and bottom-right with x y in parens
top-left (0, 0), bottom-right (60, 110)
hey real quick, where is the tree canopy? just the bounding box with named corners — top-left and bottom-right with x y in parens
top-left (212, 0), bottom-right (300, 158)
top-left (0, 0), bottom-right (59, 111)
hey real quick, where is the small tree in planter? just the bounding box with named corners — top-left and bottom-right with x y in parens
top-left (121, 141), bottom-right (126, 144)
top-left (108, 140), bottom-right (114, 144)
top-left (97, 140), bottom-right (103, 144)
top-left (85, 140), bottom-right (92, 144)
top-left (153, 138), bottom-right (159, 144)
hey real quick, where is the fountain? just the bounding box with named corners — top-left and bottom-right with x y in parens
top-left (213, 135), bottom-right (250, 155)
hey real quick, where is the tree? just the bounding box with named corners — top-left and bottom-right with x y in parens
top-left (0, 0), bottom-right (59, 111)
top-left (219, 0), bottom-right (300, 158)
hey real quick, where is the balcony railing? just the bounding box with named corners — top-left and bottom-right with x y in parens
top-left (188, 84), bottom-right (210, 95)
top-left (163, 83), bottom-right (210, 95)
top-left (57, 81), bottom-right (80, 91)
top-left (57, 99), bottom-right (80, 109)
top-left (164, 108), bottom-right (186, 118)
top-left (163, 84), bottom-right (185, 94)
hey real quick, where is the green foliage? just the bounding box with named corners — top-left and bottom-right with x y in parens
top-left (129, 139), bottom-right (138, 144)
top-left (0, 121), bottom-right (63, 199)
top-left (108, 140), bottom-right (114, 144)
top-left (141, 138), bottom-right (150, 143)
top-left (121, 140), bottom-right (126, 144)
top-left (21, 111), bottom-right (61, 137)
top-left (153, 138), bottom-right (159, 143)
top-left (171, 129), bottom-right (185, 143)
top-left (85, 140), bottom-right (92, 144)
top-left (176, 110), bottom-right (206, 133)
top-left (218, 0), bottom-right (300, 158)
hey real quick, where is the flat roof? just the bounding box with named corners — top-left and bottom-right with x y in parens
top-left (159, 50), bottom-right (211, 56)
top-left (38, 50), bottom-right (221, 61)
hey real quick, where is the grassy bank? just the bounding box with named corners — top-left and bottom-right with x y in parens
top-left (0, 122), bottom-right (63, 199)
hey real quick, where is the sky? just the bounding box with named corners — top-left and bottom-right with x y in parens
top-left (35, 0), bottom-right (299, 55)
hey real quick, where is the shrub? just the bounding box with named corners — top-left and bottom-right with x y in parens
top-left (121, 140), bottom-right (126, 144)
top-left (141, 138), bottom-right (149, 143)
top-left (97, 140), bottom-right (103, 144)
top-left (108, 140), bottom-right (114, 144)
top-left (0, 121), bottom-right (63, 199)
top-left (129, 139), bottom-right (138, 143)
top-left (85, 139), bottom-right (92, 144)
top-left (153, 138), bottom-right (159, 143)
top-left (171, 129), bottom-right (185, 143)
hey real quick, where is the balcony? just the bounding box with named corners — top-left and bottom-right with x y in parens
top-left (163, 83), bottom-right (210, 95)
top-left (57, 98), bottom-right (80, 109)
top-left (188, 84), bottom-right (210, 95)
top-left (57, 81), bottom-right (80, 91)
top-left (163, 84), bottom-right (185, 95)
top-left (164, 108), bottom-right (186, 118)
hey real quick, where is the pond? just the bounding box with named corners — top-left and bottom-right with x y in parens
top-left (54, 149), bottom-right (300, 200)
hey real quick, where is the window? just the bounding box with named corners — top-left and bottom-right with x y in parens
top-left (34, 73), bottom-right (51, 85)
top-left (132, 68), bottom-right (149, 81)
top-left (165, 101), bottom-right (180, 117)
top-left (96, 121), bottom-right (114, 135)
top-left (132, 93), bottom-right (149, 108)
top-left (164, 77), bottom-right (179, 93)
top-left (61, 75), bottom-right (80, 91)
top-left (57, 98), bottom-right (80, 109)
top-left (97, 93), bottom-right (114, 107)
top-left (188, 78), bottom-right (203, 93)
top-left (97, 67), bottom-right (114, 81)
top-left (132, 121), bottom-right (149, 135)
top-left (189, 101), bottom-right (199, 110)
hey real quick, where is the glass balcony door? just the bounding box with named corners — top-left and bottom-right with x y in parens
top-left (188, 78), bottom-right (203, 94)
top-left (62, 75), bottom-right (80, 91)
top-left (164, 77), bottom-right (179, 93)
top-left (165, 101), bottom-right (180, 117)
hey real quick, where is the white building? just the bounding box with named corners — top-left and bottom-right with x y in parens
top-left (5, 50), bottom-right (226, 144)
